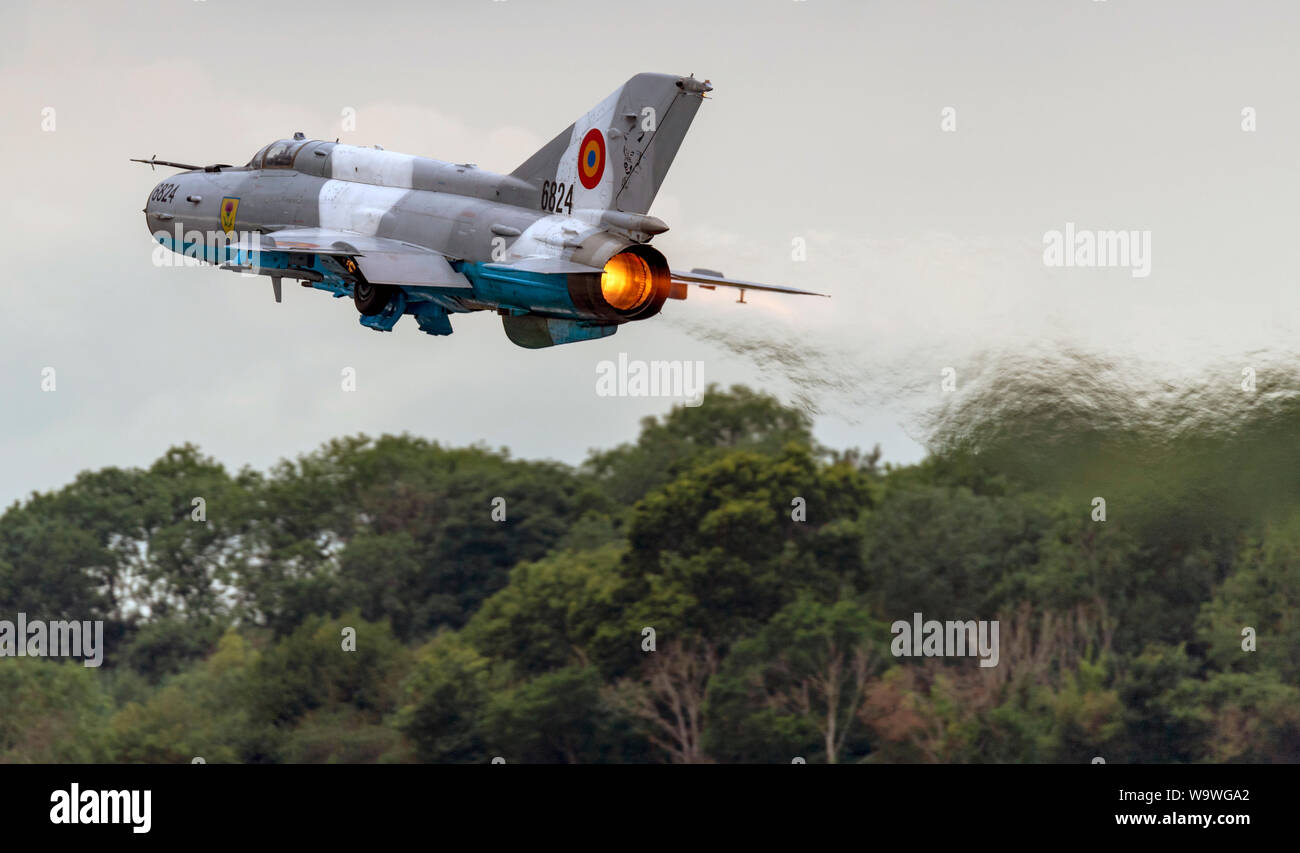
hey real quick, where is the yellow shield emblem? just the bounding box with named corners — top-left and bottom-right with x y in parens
top-left (219, 197), bottom-right (240, 233)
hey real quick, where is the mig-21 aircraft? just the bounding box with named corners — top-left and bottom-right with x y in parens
top-left (137, 73), bottom-right (827, 348)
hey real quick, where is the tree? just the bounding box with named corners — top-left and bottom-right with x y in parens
top-left (481, 666), bottom-right (645, 764)
top-left (395, 631), bottom-right (493, 763)
top-left (110, 631), bottom-right (267, 764)
top-left (245, 434), bottom-right (611, 638)
top-left (620, 445), bottom-right (874, 647)
top-left (0, 659), bottom-right (114, 762)
top-left (861, 485), bottom-right (1046, 620)
top-left (606, 640), bottom-right (718, 764)
top-left (861, 604), bottom-right (1123, 763)
top-left (583, 384), bottom-right (820, 505)
top-left (706, 596), bottom-right (889, 763)
top-left (465, 544), bottom-right (628, 675)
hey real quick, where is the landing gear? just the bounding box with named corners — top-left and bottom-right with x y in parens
top-left (358, 287), bottom-right (407, 332)
top-left (354, 281), bottom-right (395, 316)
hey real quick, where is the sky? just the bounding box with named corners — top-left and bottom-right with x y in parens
top-left (2, 0), bottom-right (1298, 506)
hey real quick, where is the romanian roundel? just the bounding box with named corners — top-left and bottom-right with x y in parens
top-left (577, 128), bottom-right (606, 189)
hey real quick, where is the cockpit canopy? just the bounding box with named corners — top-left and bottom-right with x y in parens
top-left (245, 133), bottom-right (312, 169)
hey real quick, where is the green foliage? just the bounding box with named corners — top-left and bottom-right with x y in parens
top-left (247, 435), bottom-right (610, 638)
top-left (117, 616), bottom-right (228, 683)
top-left (0, 659), bottom-right (114, 762)
top-left (1114, 642), bottom-right (1204, 763)
top-left (862, 485), bottom-right (1044, 619)
top-left (1179, 672), bottom-right (1300, 762)
top-left (394, 631), bottom-right (493, 763)
top-left (110, 631), bottom-right (263, 764)
top-left (246, 613), bottom-right (409, 729)
top-left (621, 444), bottom-right (874, 648)
top-left (1, 384), bottom-right (1295, 763)
top-left (705, 596), bottom-right (890, 763)
top-left (481, 665), bottom-right (647, 763)
top-left (584, 384), bottom-right (818, 505)
top-left (1198, 512), bottom-right (1300, 681)
top-left (465, 544), bottom-right (628, 675)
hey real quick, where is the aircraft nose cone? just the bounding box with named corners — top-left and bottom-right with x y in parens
top-left (144, 179), bottom-right (180, 243)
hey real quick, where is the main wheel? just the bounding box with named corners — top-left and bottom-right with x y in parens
top-left (354, 281), bottom-right (394, 316)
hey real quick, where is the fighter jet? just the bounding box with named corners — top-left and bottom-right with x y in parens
top-left (137, 73), bottom-right (826, 348)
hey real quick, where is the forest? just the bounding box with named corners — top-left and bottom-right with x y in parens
top-left (1, 384), bottom-right (1296, 763)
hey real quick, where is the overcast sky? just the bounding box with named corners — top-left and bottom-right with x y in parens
top-left (2, 0), bottom-right (1297, 506)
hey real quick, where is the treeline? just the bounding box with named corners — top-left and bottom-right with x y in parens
top-left (1, 385), bottom-right (1296, 763)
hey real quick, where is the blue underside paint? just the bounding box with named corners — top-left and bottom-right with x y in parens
top-left (410, 303), bottom-right (453, 335)
top-left (156, 238), bottom-right (598, 339)
top-left (157, 236), bottom-right (350, 298)
top-left (525, 316), bottom-right (617, 346)
top-left (454, 261), bottom-right (584, 319)
top-left (359, 288), bottom-right (406, 331)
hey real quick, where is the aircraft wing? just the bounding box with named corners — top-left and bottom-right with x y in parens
top-left (235, 228), bottom-right (471, 288)
top-left (670, 268), bottom-right (829, 300)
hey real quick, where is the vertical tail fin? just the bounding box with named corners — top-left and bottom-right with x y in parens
top-left (510, 72), bottom-right (710, 216)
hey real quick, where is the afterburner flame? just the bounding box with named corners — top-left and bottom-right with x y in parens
top-left (600, 252), bottom-right (654, 311)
